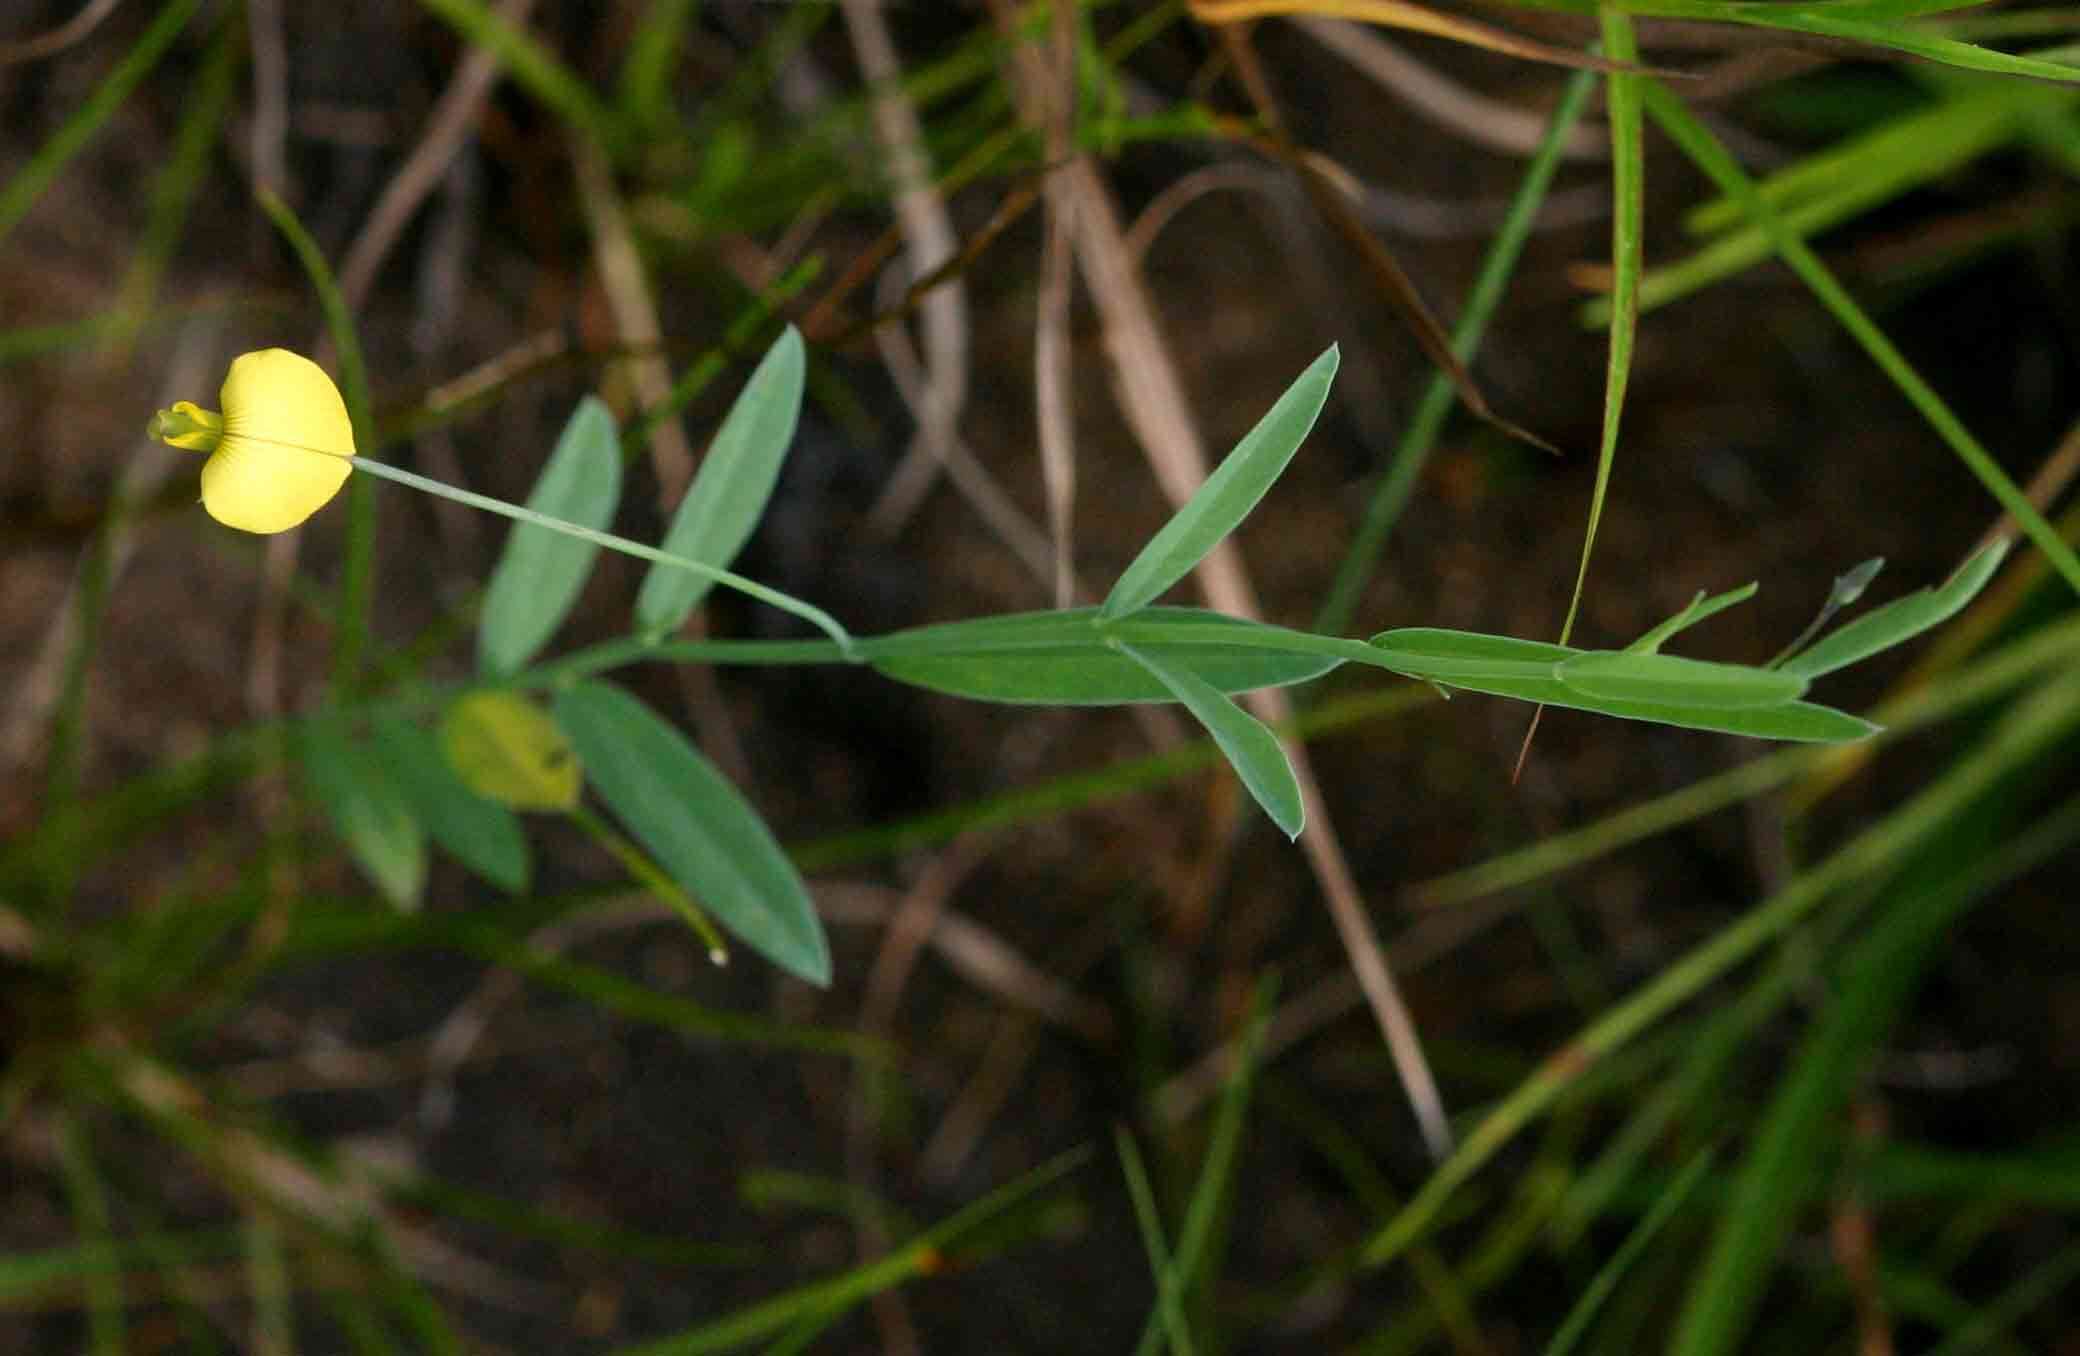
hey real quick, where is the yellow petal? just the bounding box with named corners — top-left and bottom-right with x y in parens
top-left (200, 349), bottom-right (355, 534)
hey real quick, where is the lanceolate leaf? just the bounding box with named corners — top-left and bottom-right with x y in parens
top-left (1781, 539), bottom-right (2008, 680)
top-left (478, 396), bottom-right (624, 676)
top-left (302, 718), bottom-right (427, 911)
top-left (1626, 583), bottom-right (1758, 654)
top-left (867, 608), bottom-right (1340, 705)
top-left (1368, 629), bottom-right (1578, 683)
top-left (1120, 643), bottom-right (1305, 839)
top-left (373, 715), bottom-right (529, 894)
top-left (635, 326), bottom-right (806, 637)
top-left (1368, 630), bottom-right (1875, 741)
top-left (1556, 652), bottom-right (1807, 710)
top-left (553, 681), bottom-right (829, 986)
top-left (1099, 346), bottom-right (1339, 620)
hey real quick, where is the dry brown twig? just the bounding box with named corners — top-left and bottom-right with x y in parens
top-left (0, 0), bottom-right (122, 64)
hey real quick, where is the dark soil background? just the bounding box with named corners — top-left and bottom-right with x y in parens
top-left (5, 1), bottom-right (2079, 1351)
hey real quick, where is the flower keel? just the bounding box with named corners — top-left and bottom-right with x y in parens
top-left (151, 348), bottom-right (355, 534)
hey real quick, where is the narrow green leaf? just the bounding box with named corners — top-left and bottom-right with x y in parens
top-left (1130, 974), bottom-right (1277, 1356)
top-left (553, 681), bottom-right (829, 986)
top-left (478, 397), bottom-right (624, 676)
top-left (1546, 1147), bottom-right (1716, 1356)
top-left (1626, 583), bottom-right (1758, 654)
top-left (302, 719), bottom-right (427, 911)
top-left (615, 0), bottom-right (699, 129)
top-left (1367, 628), bottom-right (1581, 682)
top-left (1780, 539), bottom-right (2008, 680)
top-left (1435, 672), bottom-right (1873, 742)
top-left (415, 0), bottom-right (624, 154)
top-left (1099, 345), bottom-right (1339, 620)
top-left (1556, 652), bottom-right (1808, 709)
top-left (372, 715), bottom-right (530, 893)
top-left (1368, 631), bottom-right (1873, 739)
top-left (1119, 643), bottom-right (1304, 838)
top-left (1556, 9), bottom-right (1645, 646)
top-left (635, 326), bottom-right (806, 636)
top-left (867, 608), bottom-right (1341, 705)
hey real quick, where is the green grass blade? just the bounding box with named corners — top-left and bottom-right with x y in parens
top-left (476, 396), bottom-right (624, 676)
top-left (635, 326), bottom-right (806, 636)
top-left (1132, 976), bottom-right (1277, 1356)
top-left (243, 1212), bottom-right (294, 1355)
top-left (114, 9), bottom-right (243, 345)
top-left (414, 0), bottom-right (623, 153)
top-left (1119, 644), bottom-right (1305, 839)
top-left (1639, 82), bottom-right (2080, 598)
top-left (1590, 88), bottom-right (2032, 326)
top-left (1116, 1128), bottom-right (1196, 1356)
top-left (1673, 782), bottom-right (2080, 1356)
top-left (615, 0), bottom-right (699, 129)
top-left (0, 0), bottom-right (200, 252)
top-left (1929, 1238), bottom-right (2080, 1356)
top-left (610, 1147), bottom-right (1089, 1355)
top-left (1100, 345), bottom-right (1339, 620)
top-left (1359, 665), bottom-right (2080, 1273)
top-left (1546, 1147), bottom-right (1715, 1356)
top-left (1557, 10), bottom-right (1645, 647)
top-left (56, 1117), bottom-right (125, 1356)
top-left (1316, 65), bottom-right (1599, 637)
top-left (256, 187), bottom-right (379, 689)
top-left (553, 681), bottom-right (829, 985)
top-left (1417, 608), bottom-right (2080, 908)
top-left (796, 688), bottom-right (1426, 871)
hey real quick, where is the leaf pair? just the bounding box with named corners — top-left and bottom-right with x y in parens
top-left (1094, 345), bottom-right (1342, 838)
top-left (476, 326), bottom-right (806, 676)
top-left (863, 345), bottom-right (1340, 838)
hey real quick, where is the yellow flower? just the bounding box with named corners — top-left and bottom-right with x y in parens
top-left (149, 348), bottom-right (355, 534)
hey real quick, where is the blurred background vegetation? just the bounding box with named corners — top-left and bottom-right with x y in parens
top-left (5, 0), bottom-right (2080, 1350)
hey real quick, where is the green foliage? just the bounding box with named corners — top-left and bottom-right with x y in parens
top-left (301, 717), bottom-right (427, 911)
top-left (635, 326), bottom-right (806, 636)
top-left (371, 714), bottom-right (529, 894)
top-left (13, 0), bottom-right (2080, 1349)
top-left (1100, 344), bottom-right (1339, 620)
top-left (553, 680), bottom-right (830, 987)
top-left (476, 396), bottom-right (625, 676)
top-left (864, 608), bottom-right (1341, 704)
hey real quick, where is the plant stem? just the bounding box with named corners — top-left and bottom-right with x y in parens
top-left (341, 453), bottom-right (859, 657)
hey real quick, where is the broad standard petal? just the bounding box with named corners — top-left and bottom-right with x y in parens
top-left (201, 349), bottom-right (355, 533)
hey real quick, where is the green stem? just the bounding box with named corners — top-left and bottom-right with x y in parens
top-left (568, 804), bottom-right (730, 964)
top-left (341, 454), bottom-right (860, 657)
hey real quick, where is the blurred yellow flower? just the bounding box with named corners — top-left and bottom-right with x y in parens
top-left (149, 348), bottom-right (354, 534)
